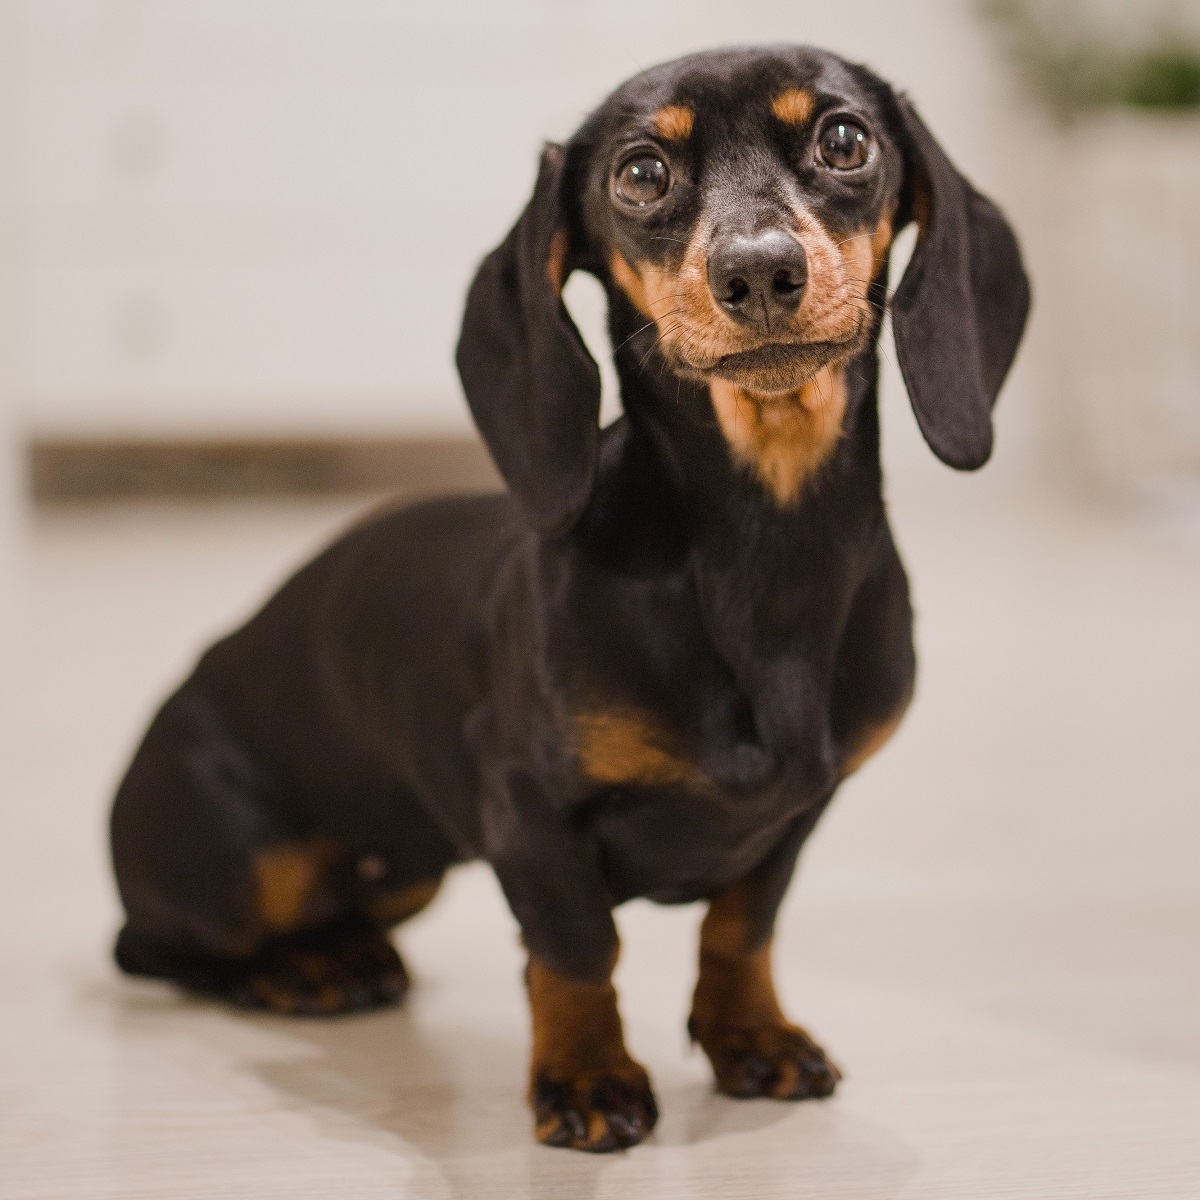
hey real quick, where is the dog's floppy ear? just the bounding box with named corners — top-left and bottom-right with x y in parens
top-left (890, 96), bottom-right (1031, 470)
top-left (456, 143), bottom-right (601, 535)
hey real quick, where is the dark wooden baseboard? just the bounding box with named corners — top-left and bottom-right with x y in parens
top-left (29, 436), bottom-right (502, 503)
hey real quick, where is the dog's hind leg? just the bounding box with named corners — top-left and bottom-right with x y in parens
top-left (110, 689), bottom-right (439, 1015)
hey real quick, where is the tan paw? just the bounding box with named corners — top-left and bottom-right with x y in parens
top-left (531, 1062), bottom-right (658, 1152)
top-left (693, 1019), bottom-right (842, 1100)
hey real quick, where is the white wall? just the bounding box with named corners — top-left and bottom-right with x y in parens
top-left (1, 1), bottom-right (27, 689)
top-left (15, 0), bottom-right (1045, 477)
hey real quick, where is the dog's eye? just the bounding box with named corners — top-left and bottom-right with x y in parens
top-left (818, 120), bottom-right (872, 171)
top-left (613, 154), bottom-right (671, 206)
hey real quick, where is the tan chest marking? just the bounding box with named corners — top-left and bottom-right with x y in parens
top-left (709, 365), bottom-right (848, 505)
top-left (841, 706), bottom-right (909, 777)
top-left (574, 709), bottom-right (702, 788)
top-left (546, 227), bottom-right (569, 295)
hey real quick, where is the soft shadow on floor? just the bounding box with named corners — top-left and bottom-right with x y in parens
top-left (93, 970), bottom-right (919, 1200)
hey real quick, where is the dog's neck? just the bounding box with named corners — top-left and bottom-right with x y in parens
top-left (600, 304), bottom-right (884, 528)
top-left (575, 311), bottom-right (887, 756)
top-left (705, 371), bottom-right (851, 508)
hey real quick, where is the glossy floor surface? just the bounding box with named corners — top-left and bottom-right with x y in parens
top-left (3, 479), bottom-right (1199, 1198)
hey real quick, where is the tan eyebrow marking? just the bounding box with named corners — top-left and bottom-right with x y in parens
top-left (771, 88), bottom-right (816, 127)
top-left (652, 104), bottom-right (694, 140)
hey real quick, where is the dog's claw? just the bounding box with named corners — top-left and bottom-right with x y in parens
top-left (699, 1022), bottom-right (842, 1102)
top-left (532, 1066), bottom-right (658, 1152)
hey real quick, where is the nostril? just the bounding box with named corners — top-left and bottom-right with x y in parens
top-left (772, 268), bottom-right (803, 296)
top-left (724, 277), bottom-right (750, 306)
top-left (708, 228), bottom-right (807, 322)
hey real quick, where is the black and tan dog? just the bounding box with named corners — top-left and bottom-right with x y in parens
top-left (110, 46), bottom-right (1029, 1152)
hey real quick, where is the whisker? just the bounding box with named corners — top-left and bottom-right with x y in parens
top-left (611, 308), bottom-right (684, 355)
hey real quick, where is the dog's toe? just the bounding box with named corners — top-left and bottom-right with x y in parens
top-left (223, 923), bottom-right (411, 1016)
top-left (704, 1023), bottom-right (842, 1101)
top-left (532, 1065), bottom-right (658, 1152)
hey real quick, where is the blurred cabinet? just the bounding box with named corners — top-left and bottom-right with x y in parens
top-left (1061, 114), bottom-right (1200, 497)
top-left (24, 4), bottom-right (580, 436)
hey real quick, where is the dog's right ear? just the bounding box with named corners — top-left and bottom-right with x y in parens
top-left (456, 144), bottom-right (602, 537)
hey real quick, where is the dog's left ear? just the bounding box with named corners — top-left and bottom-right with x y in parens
top-left (456, 143), bottom-right (601, 536)
top-left (890, 96), bottom-right (1031, 470)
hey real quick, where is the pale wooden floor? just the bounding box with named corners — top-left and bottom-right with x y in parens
top-left (2, 478), bottom-right (1199, 1198)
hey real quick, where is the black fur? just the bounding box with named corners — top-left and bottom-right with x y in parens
top-left (110, 44), bottom-right (1029, 1139)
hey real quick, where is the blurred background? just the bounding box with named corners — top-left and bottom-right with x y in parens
top-left (2, 3), bottom-right (1199, 1198)
top-left (2, 0), bottom-right (1199, 495)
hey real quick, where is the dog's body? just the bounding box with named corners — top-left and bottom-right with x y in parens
top-left (111, 46), bottom-right (1028, 1152)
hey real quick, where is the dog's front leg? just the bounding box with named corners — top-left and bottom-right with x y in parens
top-left (483, 769), bottom-right (657, 1152)
top-left (523, 949), bottom-right (656, 1152)
top-left (689, 814), bottom-right (842, 1101)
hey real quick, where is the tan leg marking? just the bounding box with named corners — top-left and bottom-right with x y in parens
top-left (652, 104), bottom-right (694, 141)
top-left (246, 843), bottom-right (417, 1015)
top-left (691, 884), bottom-right (786, 1029)
top-left (253, 841), bottom-right (337, 932)
top-left (771, 88), bottom-right (816, 127)
top-left (574, 709), bottom-right (702, 788)
top-left (367, 877), bottom-right (443, 927)
top-left (690, 884), bottom-right (841, 1100)
top-left (527, 954), bottom-right (657, 1151)
top-left (709, 364), bottom-right (848, 505)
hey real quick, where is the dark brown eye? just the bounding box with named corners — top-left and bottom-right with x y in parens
top-left (613, 154), bottom-right (670, 206)
top-left (818, 120), bottom-right (871, 170)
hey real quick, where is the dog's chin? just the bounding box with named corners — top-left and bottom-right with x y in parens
top-left (685, 341), bottom-right (852, 395)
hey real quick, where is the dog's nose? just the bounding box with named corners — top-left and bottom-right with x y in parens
top-left (707, 229), bottom-right (807, 327)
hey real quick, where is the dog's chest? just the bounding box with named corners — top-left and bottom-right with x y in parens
top-left (567, 667), bottom-right (828, 905)
top-left (545, 523), bottom-right (864, 902)
top-left (579, 755), bottom-right (808, 906)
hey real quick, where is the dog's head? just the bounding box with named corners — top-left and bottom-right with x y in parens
top-left (457, 46), bottom-right (1030, 534)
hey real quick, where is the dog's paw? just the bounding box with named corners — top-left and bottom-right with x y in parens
top-left (531, 1062), bottom-right (659, 1152)
top-left (228, 924), bottom-right (410, 1016)
top-left (694, 1020), bottom-right (842, 1101)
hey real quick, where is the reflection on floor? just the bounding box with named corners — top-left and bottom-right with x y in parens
top-left (2, 479), bottom-right (1198, 1198)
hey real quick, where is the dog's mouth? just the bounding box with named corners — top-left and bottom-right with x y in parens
top-left (715, 341), bottom-right (834, 373)
top-left (679, 337), bottom-right (861, 393)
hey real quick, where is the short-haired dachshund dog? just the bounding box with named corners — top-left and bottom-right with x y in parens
top-left (111, 45), bottom-right (1029, 1152)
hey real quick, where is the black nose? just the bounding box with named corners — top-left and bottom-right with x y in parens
top-left (707, 229), bottom-right (807, 328)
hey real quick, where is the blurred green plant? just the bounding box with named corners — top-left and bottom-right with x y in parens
top-left (981, 0), bottom-right (1200, 115)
